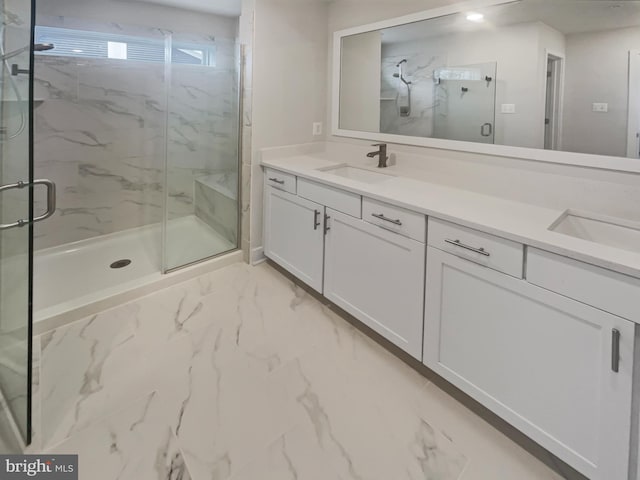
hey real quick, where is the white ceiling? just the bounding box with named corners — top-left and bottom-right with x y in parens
top-left (131, 0), bottom-right (242, 17)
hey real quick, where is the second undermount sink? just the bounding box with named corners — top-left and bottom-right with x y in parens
top-left (549, 210), bottom-right (640, 254)
top-left (321, 165), bottom-right (394, 184)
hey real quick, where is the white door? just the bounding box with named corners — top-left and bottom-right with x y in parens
top-left (264, 186), bottom-right (325, 292)
top-left (423, 247), bottom-right (633, 480)
top-left (324, 209), bottom-right (425, 359)
top-left (544, 54), bottom-right (563, 151)
top-left (627, 50), bottom-right (640, 158)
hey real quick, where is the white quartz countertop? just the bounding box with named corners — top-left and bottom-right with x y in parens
top-left (262, 154), bottom-right (640, 280)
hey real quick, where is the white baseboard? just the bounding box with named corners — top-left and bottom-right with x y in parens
top-left (252, 246), bottom-right (266, 265)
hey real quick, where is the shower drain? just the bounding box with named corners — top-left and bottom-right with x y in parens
top-left (110, 259), bottom-right (132, 269)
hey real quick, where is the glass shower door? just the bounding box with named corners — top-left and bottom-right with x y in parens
top-left (164, 32), bottom-right (240, 271)
top-left (0, 0), bottom-right (34, 448)
top-left (433, 62), bottom-right (497, 144)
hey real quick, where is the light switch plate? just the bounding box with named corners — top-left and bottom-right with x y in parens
top-left (501, 104), bottom-right (516, 114)
top-left (592, 103), bottom-right (608, 113)
top-left (312, 122), bottom-right (323, 136)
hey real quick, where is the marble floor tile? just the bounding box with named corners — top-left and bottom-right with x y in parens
top-left (33, 262), bottom-right (569, 480)
top-left (228, 425), bottom-right (344, 480)
top-left (47, 392), bottom-right (192, 480)
top-left (40, 304), bottom-right (145, 447)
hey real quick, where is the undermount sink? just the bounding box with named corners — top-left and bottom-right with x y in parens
top-left (321, 165), bottom-right (394, 184)
top-left (549, 210), bottom-right (640, 254)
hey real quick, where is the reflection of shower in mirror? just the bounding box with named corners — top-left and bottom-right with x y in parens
top-left (393, 58), bottom-right (412, 117)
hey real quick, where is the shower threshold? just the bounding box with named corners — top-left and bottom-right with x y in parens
top-left (33, 215), bottom-right (239, 335)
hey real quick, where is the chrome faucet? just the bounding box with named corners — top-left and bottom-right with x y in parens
top-left (366, 143), bottom-right (389, 168)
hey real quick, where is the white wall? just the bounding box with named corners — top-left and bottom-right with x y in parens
top-left (340, 31), bottom-right (381, 132)
top-left (249, 0), bottom-right (329, 256)
top-left (563, 27), bottom-right (640, 158)
top-left (244, 0), bottom-right (640, 256)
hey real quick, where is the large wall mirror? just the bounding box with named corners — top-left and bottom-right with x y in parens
top-left (333, 0), bottom-right (640, 168)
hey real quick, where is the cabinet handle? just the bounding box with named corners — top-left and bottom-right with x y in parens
top-left (269, 177), bottom-right (285, 185)
top-left (314, 210), bottom-right (321, 230)
top-left (612, 329), bottom-right (621, 373)
top-left (445, 239), bottom-right (490, 257)
top-left (371, 213), bottom-right (402, 226)
top-left (324, 214), bottom-right (331, 235)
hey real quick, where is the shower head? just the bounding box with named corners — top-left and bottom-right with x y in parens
top-left (393, 73), bottom-right (400, 78)
top-left (1, 43), bottom-right (55, 61)
top-left (396, 59), bottom-right (407, 67)
top-left (34, 43), bottom-right (55, 52)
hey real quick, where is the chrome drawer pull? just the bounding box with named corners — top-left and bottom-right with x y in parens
top-left (445, 239), bottom-right (490, 257)
top-left (269, 177), bottom-right (285, 185)
top-left (372, 213), bottom-right (402, 226)
top-left (612, 329), bottom-right (621, 373)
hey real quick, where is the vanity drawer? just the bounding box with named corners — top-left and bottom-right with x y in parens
top-left (265, 168), bottom-right (296, 194)
top-left (297, 178), bottom-right (361, 218)
top-left (527, 248), bottom-right (640, 322)
top-left (363, 198), bottom-right (426, 242)
top-left (428, 218), bottom-right (524, 278)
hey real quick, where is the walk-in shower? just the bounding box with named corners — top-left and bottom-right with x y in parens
top-left (0, 0), bottom-right (243, 449)
top-left (31, 7), bottom-right (242, 321)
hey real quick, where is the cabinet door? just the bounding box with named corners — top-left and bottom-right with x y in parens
top-left (324, 209), bottom-right (425, 359)
top-left (423, 246), bottom-right (634, 480)
top-left (264, 186), bottom-right (324, 292)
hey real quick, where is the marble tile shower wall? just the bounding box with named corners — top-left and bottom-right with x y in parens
top-left (380, 45), bottom-right (446, 137)
top-left (33, 20), bottom-right (239, 251)
top-left (34, 56), bottom-right (166, 249)
top-left (167, 58), bottom-right (239, 223)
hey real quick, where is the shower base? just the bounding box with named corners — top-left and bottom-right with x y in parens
top-left (33, 215), bottom-right (239, 334)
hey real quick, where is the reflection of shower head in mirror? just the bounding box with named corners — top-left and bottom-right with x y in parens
top-left (0, 43), bottom-right (54, 61)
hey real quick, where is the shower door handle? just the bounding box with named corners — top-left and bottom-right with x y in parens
top-left (0, 179), bottom-right (57, 230)
top-left (481, 123), bottom-right (493, 137)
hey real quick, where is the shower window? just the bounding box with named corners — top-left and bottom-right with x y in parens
top-left (34, 26), bottom-right (215, 66)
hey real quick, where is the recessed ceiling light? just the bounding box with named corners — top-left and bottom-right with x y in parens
top-left (466, 12), bottom-right (485, 23)
top-left (72, 49), bottom-right (83, 53)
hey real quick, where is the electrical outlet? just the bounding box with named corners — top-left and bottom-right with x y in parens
top-left (592, 103), bottom-right (608, 113)
top-left (312, 122), bottom-right (323, 136)
top-left (501, 104), bottom-right (516, 114)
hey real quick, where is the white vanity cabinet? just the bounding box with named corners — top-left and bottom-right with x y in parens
top-left (263, 186), bottom-right (325, 292)
top-left (423, 244), bottom-right (635, 480)
top-left (263, 169), bottom-right (426, 358)
top-left (323, 208), bottom-right (425, 359)
top-left (263, 164), bottom-right (639, 480)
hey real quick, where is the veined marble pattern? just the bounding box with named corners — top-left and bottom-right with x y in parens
top-left (34, 262), bottom-right (571, 480)
top-left (195, 172), bottom-right (238, 245)
top-left (239, 40), bottom-right (253, 263)
top-left (380, 46), bottom-right (446, 138)
top-left (167, 64), bottom-right (239, 223)
top-left (33, 17), bottom-right (240, 251)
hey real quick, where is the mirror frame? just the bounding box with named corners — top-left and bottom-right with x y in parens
top-left (331, 0), bottom-right (640, 173)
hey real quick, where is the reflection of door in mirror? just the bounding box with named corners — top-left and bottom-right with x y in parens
top-left (544, 54), bottom-right (563, 151)
top-left (433, 62), bottom-right (497, 144)
top-left (626, 50), bottom-right (640, 159)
